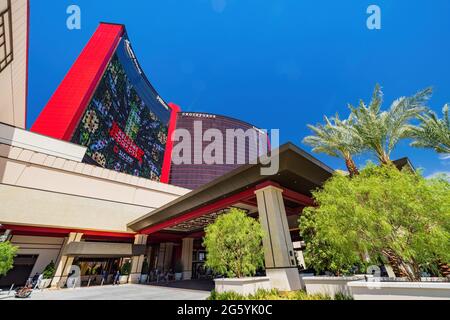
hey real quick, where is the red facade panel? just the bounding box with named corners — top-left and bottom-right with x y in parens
top-left (31, 23), bottom-right (124, 140)
top-left (160, 103), bottom-right (181, 183)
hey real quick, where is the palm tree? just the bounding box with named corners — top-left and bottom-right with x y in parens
top-left (409, 104), bottom-right (450, 158)
top-left (350, 84), bottom-right (432, 165)
top-left (303, 114), bottom-right (363, 177)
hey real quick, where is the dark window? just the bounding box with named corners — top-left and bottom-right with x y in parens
top-left (0, 0), bottom-right (13, 73)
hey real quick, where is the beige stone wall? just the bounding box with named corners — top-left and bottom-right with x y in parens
top-left (0, 139), bottom-right (190, 232)
top-left (0, 0), bottom-right (28, 129)
top-left (0, 123), bottom-right (87, 161)
top-left (0, 184), bottom-right (156, 232)
top-left (10, 235), bottom-right (65, 276)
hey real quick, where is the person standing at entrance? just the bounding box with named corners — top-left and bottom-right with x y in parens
top-left (113, 270), bottom-right (121, 285)
top-left (101, 270), bottom-right (108, 285)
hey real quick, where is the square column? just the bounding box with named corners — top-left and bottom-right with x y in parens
top-left (129, 234), bottom-right (148, 284)
top-left (255, 184), bottom-right (301, 291)
top-left (51, 232), bottom-right (83, 289)
top-left (181, 238), bottom-right (194, 280)
top-left (156, 242), bottom-right (175, 273)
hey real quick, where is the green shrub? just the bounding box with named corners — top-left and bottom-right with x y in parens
top-left (334, 292), bottom-right (354, 300)
top-left (203, 208), bottom-right (265, 278)
top-left (301, 164), bottom-right (450, 280)
top-left (208, 289), bottom-right (332, 300)
top-left (248, 289), bottom-right (283, 300)
top-left (42, 261), bottom-right (56, 279)
top-left (0, 242), bottom-right (18, 276)
top-left (208, 290), bottom-right (246, 300)
top-left (289, 290), bottom-right (332, 300)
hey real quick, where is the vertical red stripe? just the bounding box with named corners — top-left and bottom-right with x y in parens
top-left (160, 103), bottom-right (181, 184)
top-left (31, 23), bottom-right (124, 140)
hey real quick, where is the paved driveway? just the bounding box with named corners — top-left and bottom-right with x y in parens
top-left (4, 284), bottom-right (210, 300)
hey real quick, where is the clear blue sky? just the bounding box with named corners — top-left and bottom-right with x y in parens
top-left (27, 0), bottom-right (450, 176)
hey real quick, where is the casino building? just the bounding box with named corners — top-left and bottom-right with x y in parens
top-left (1, 0), bottom-right (335, 292)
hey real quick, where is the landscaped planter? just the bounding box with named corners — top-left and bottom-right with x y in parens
top-left (348, 280), bottom-right (450, 300)
top-left (303, 276), bottom-right (366, 298)
top-left (214, 277), bottom-right (272, 296)
top-left (298, 273), bottom-right (315, 290)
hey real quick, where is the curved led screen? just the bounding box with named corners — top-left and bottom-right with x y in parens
top-left (71, 37), bottom-right (171, 181)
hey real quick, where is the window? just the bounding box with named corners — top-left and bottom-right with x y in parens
top-left (0, 0), bottom-right (13, 73)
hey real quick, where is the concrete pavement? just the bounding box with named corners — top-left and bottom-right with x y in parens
top-left (3, 284), bottom-right (210, 300)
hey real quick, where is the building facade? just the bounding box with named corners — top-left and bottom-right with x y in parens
top-left (169, 112), bottom-right (264, 189)
top-left (1, 1), bottom-right (333, 292)
top-left (0, 0), bottom-right (28, 129)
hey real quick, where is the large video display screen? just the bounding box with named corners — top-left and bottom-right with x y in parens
top-left (71, 39), bottom-right (170, 181)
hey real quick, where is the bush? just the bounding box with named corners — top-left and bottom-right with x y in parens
top-left (208, 290), bottom-right (246, 300)
top-left (203, 208), bottom-right (265, 278)
top-left (42, 261), bottom-right (56, 279)
top-left (288, 291), bottom-right (332, 300)
top-left (334, 292), bottom-right (354, 300)
top-left (0, 242), bottom-right (18, 276)
top-left (301, 164), bottom-right (450, 280)
top-left (208, 289), bottom-right (332, 300)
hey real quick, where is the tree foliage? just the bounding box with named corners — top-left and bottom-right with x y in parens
top-left (300, 164), bottom-right (450, 280)
top-left (349, 84), bottom-right (432, 164)
top-left (303, 114), bottom-right (363, 177)
top-left (0, 242), bottom-right (18, 276)
top-left (409, 104), bottom-right (450, 157)
top-left (303, 85), bottom-right (432, 175)
top-left (42, 261), bottom-right (56, 279)
top-left (203, 208), bottom-right (265, 278)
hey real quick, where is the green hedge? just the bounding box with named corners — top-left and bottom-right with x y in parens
top-left (208, 289), bottom-right (334, 301)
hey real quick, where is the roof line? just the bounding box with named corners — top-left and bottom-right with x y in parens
top-left (127, 142), bottom-right (334, 229)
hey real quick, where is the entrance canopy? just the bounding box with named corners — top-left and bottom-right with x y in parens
top-left (128, 143), bottom-right (333, 238)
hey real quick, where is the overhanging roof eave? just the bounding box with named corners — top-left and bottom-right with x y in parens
top-left (127, 143), bottom-right (334, 232)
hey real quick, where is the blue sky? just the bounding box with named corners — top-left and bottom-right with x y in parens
top-left (27, 0), bottom-right (450, 176)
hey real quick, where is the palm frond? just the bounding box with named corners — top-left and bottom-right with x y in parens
top-left (350, 85), bottom-right (432, 163)
top-left (303, 115), bottom-right (363, 160)
top-left (409, 104), bottom-right (450, 156)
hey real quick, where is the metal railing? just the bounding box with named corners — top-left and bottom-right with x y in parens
top-left (0, 0), bottom-right (13, 73)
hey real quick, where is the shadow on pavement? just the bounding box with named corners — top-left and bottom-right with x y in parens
top-left (146, 280), bottom-right (214, 292)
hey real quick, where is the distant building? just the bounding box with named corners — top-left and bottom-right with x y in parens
top-left (169, 112), bottom-right (264, 189)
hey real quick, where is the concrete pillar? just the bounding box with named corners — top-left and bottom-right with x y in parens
top-left (255, 183), bottom-right (301, 291)
top-left (181, 238), bottom-right (194, 280)
top-left (129, 234), bottom-right (148, 284)
top-left (51, 232), bottom-right (83, 289)
top-left (156, 242), bottom-right (174, 273)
